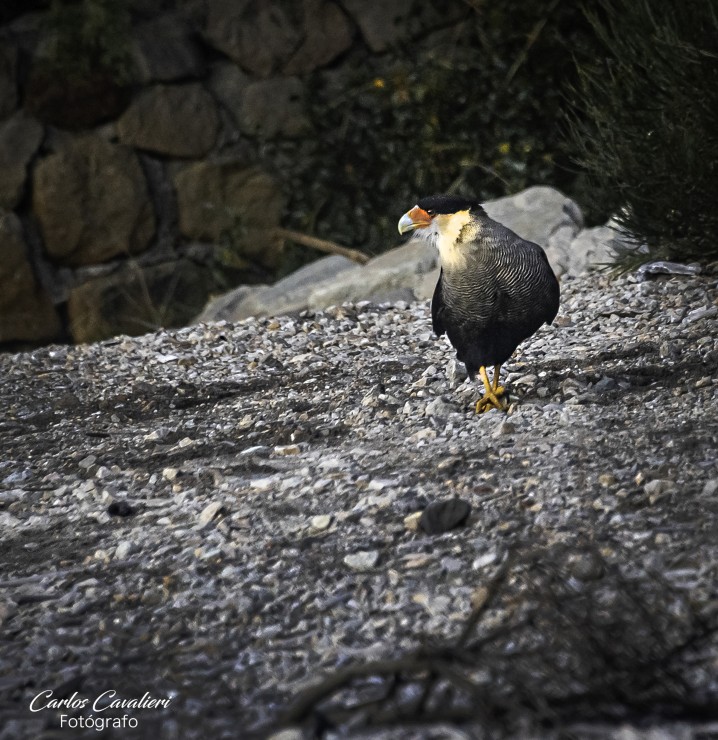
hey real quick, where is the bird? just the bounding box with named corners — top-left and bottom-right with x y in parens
top-left (398, 194), bottom-right (560, 412)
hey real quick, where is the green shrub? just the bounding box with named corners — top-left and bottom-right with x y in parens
top-left (566, 0), bottom-right (718, 265)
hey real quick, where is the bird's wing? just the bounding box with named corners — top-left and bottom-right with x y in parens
top-left (431, 270), bottom-right (447, 336)
top-left (503, 238), bottom-right (560, 325)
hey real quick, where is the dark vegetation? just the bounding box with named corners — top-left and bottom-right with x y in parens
top-left (275, 0), bottom-right (602, 255)
top-left (566, 0), bottom-right (718, 266)
top-left (273, 0), bottom-right (718, 267)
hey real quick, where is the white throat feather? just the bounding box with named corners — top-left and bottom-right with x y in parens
top-left (419, 209), bottom-right (474, 270)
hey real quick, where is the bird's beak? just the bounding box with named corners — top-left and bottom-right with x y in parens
top-left (398, 206), bottom-right (432, 234)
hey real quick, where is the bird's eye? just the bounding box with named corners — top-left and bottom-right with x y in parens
top-left (426, 209), bottom-right (435, 216)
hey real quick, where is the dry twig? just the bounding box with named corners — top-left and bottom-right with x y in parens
top-left (274, 227), bottom-right (370, 265)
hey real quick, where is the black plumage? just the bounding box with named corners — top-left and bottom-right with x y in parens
top-left (398, 194), bottom-right (560, 412)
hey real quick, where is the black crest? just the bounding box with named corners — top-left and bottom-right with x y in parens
top-left (417, 194), bottom-right (483, 215)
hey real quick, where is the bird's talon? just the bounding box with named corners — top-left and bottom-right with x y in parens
top-left (474, 392), bottom-right (508, 414)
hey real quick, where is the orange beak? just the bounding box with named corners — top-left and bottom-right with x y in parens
top-left (398, 206), bottom-right (432, 234)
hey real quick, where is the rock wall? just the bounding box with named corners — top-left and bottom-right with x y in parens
top-left (3, 0), bottom-right (468, 345)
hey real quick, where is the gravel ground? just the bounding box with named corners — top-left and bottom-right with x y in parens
top-left (1, 270), bottom-right (717, 739)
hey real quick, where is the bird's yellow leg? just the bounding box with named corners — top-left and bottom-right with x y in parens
top-left (492, 364), bottom-right (505, 396)
top-left (475, 365), bottom-right (508, 413)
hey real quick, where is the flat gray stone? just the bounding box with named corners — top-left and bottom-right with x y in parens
top-left (197, 255), bottom-right (359, 322)
top-left (308, 241), bottom-right (436, 309)
top-left (562, 225), bottom-right (625, 276)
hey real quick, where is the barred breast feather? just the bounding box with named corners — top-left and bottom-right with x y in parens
top-left (431, 215), bottom-right (559, 379)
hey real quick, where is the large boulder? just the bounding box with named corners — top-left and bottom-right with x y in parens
top-left (208, 63), bottom-right (251, 126)
top-left (173, 160), bottom-right (284, 269)
top-left (283, 0), bottom-right (354, 75)
top-left (0, 112), bottom-right (43, 209)
top-left (308, 240), bottom-right (436, 309)
top-left (130, 13), bottom-right (205, 84)
top-left (196, 254), bottom-right (359, 322)
top-left (236, 77), bottom-right (311, 139)
top-left (117, 83), bottom-right (218, 158)
top-left (564, 225), bottom-right (624, 275)
top-left (203, 0), bottom-right (352, 77)
top-left (32, 134), bottom-right (156, 266)
top-left (67, 259), bottom-right (216, 343)
top-left (0, 211), bottom-right (61, 343)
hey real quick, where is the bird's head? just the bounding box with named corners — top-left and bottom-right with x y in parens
top-left (398, 194), bottom-right (486, 268)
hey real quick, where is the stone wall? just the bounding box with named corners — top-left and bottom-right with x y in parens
top-left (1, 0), bottom-right (474, 345)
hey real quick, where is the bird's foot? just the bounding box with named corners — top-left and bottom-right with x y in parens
top-left (474, 386), bottom-right (508, 414)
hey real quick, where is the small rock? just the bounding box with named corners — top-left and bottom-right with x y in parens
top-left (409, 428), bottom-right (437, 443)
top-left (107, 500), bottom-right (135, 517)
top-left (0, 600), bottom-right (18, 628)
top-left (250, 476), bottom-right (278, 491)
top-left (344, 550), bottom-right (379, 571)
top-left (413, 593), bottom-right (451, 616)
top-left (220, 565), bottom-right (240, 580)
top-left (440, 556), bottom-right (463, 573)
top-left (702, 479), bottom-right (718, 497)
top-left (402, 553), bottom-right (433, 569)
top-left (472, 550), bottom-right (498, 570)
top-left (0, 512), bottom-right (20, 528)
top-left (266, 729), bottom-right (306, 740)
top-left (114, 541), bottom-right (134, 560)
top-left (644, 479), bottom-right (675, 499)
top-left (274, 444), bottom-right (301, 456)
top-left (310, 514), bottom-right (332, 531)
top-left (144, 427), bottom-right (172, 442)
top-left (78, 454), bottom-right (97, 469)
top-left (420, 498), bottom-right (471, 535)
top-left (685, 305), bottom-right (717, 323)
top-left (198, 501), bottom-right (224, 527)
top-left (403, 511), bottom-right (423, 531)
top-left (93, 549), bottom-right (110, 563)
top-left (598, 473), bottom-right (617, 487)
top-left (594, 376), bottom-right (617, 392)
top-left (446, 358), bottom-right (468, 388)
top-left (492, 420), bottom-right (515, 437)
top-left (425, 397), bottom-right (453, 418)
top-left (162, 467), bottom-right (179, 481)
top-left (239, 445), bottom-right (271, 457)
top-left (513, 373), bottom-right (538, 386)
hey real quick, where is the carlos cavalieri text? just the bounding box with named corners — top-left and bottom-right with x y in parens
top-left (30, 690), bottom-right (173, 729)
